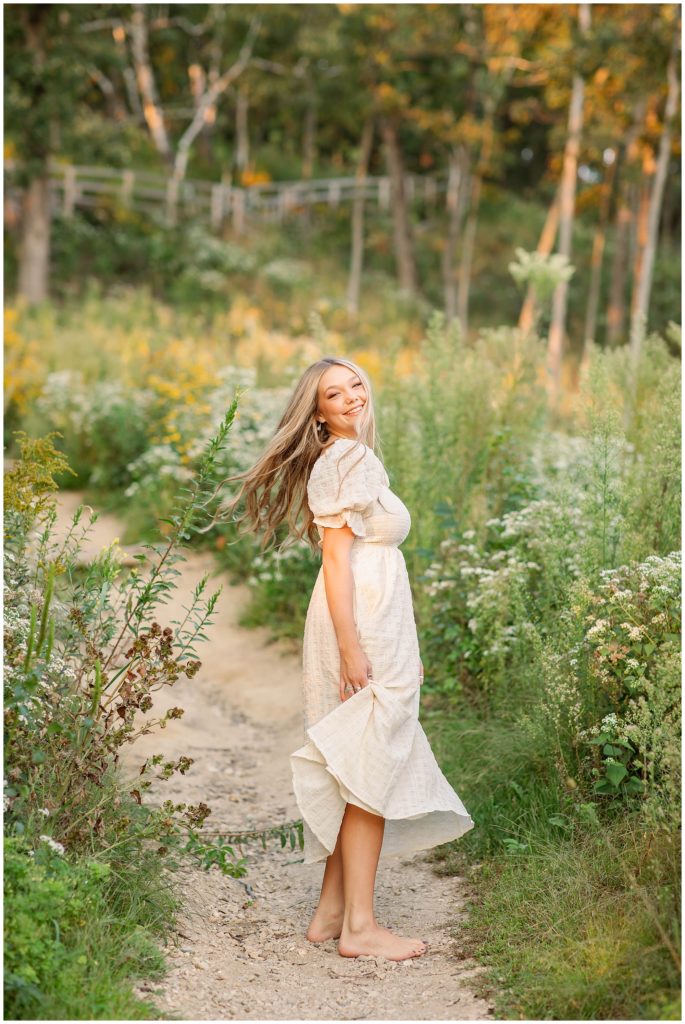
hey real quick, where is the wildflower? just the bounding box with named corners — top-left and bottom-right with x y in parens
top-left (587, 618), bottom-right (609, 639)
top-left (38, 807), bottom-right (50, 817)
top-left (39, 834), bottom-right (65, 855)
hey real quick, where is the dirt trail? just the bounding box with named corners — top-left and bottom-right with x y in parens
top-left (55, 492), bottom-right (495, 1021)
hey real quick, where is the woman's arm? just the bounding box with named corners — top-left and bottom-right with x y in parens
top-left (320, 524), bottom-right (373, 701)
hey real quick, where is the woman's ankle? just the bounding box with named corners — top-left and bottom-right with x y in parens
top-left (313, 902), bottom-right (344, 919)
top-left (342, 911), bottom-right (376, 935)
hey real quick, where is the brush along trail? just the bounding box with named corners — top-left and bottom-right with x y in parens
top-left (55, 492), bottom-right (495, 1021)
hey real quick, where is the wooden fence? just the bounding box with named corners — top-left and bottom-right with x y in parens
top-left (5, 161), bottom-right (449, 234)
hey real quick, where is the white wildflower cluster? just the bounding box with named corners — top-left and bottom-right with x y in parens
top-left (541, 652), bottom-right (584, 734)
top-left (36, 372), bottom-right (155, 454)
top-left (184, 380), bottom-right (294, 478)
top-left (39, 834), bottom-right (65, 856)
top-left (247, 535), bottom-right (313, 589)
top-left (586, 618), bottom-right (610, 640)
top-left (184, 225), bottom-right (258, 275)
top-left (124, 444), bottom-right (194, 499)
top-left (260, 258), bottom-right (313, 290)
top-left (619, 622), bottom-right (644, 641)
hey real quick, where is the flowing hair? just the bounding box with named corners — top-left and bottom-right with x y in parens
top-left (197, 357), bottom-right (382, 554)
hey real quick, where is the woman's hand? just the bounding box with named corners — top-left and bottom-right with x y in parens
top-left (339, 645), bottom-right (373, 702)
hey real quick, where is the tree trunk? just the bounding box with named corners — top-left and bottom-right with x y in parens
top-left (518, 186), bottom-right (560, 335)
top-left (629, 19), bottom-right (680, 362)
top-left (380, 115), bottom-right (418, 294)
top-left (546, 2), bottom-right (591, 409)
top-left (442, 146), bottom-right (469, 324)
top-left (629, 171), bottom-right (651, 321)
top-left (606, 178), bottom-right (635, 347)
top-left (17, 173), bottom-right (51, 304)
top-left (457, 168), bottom-right (484, 338)
top-left (235, 84), bottom-right (249, 182)
top-left (457, 85), bottom-right (500, 338)
top-left (582, 154), bottom-right (618, 349)
top-left (170, 17), bottom-right (260, 189)
top-left (302, 92), bottom-right (317, 180)
top-left (346, 116), bottom-right (375, 318)
top-left (605, 100), bottom-right (645, 346)
top-left (130, 4), bottom-right (172, 164)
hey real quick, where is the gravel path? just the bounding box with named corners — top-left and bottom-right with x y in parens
top-left (56, 492), bottom-right (495, 1020)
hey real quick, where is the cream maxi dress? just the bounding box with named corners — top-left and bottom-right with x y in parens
top-left (290, 437), bottom-right (475, 864)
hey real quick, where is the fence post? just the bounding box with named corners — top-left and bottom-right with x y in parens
top-left (404, 174), bottom-right (415, 202)
top-left (63, 165), bottom-right (77, 217)
top-left (232, 188), bottom-right (245, 235)
top-left (328, 181), bottom-right (341, 208)
top-left (378, 177), bottom-right (390, 210)
top-left (165, 178), bottom-right (179, 227)
top-left (120, 169), bottom-right (135, 207)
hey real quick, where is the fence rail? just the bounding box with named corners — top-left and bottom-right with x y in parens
top-left (5, 160), bottom-right (449, 233)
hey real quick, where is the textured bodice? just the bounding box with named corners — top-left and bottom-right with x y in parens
top-left (307, 438), bottom-right (410, 550)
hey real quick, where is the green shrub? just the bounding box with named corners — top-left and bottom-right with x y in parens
top-left (4, 834), bottom-right (171, 1020)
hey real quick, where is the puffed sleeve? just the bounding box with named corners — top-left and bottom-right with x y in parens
top-left (307, 439), bottom-right (380, 542)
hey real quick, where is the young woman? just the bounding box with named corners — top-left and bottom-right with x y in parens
top-left (210, 356), bottom-right (474, 962)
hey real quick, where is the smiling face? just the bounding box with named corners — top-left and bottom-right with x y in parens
top-left (316, 364), bottom-right (368, 440)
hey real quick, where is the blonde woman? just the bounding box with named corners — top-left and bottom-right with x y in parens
top-left (212, 357), bottom-right (474, 962)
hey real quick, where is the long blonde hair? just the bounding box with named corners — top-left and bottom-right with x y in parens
top-left (198, 357), bottom-right (382, 554)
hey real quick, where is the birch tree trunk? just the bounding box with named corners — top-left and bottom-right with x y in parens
top-left (546, 2), bottom-right (591, 409)
top-left (15, 9), bottom-right (51, 305)
top-left (442, 146), bottom-right (469, 324)
top-left (346, 116), bottom-right (375, 318)
top-left (629, 171), bottom-right (652, 336)
top-left (17, 173), bottom-right (51, 304)
top-left (456, 172), bottom-right (479, 337)
top-left (629, 19), bottom-right (680, 361)
top-left (130, 4), bottom-right (172, 164)
top-left (380, 115), bottom-right (418, 294)
top-left (235, 84), bottom-right (249, 181)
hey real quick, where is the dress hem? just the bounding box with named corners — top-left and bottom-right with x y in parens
top-left (290, 726), bottom-right (476, 865)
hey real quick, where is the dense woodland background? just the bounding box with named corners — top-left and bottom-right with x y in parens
top-left (4, 3), bottom-right (682, 387)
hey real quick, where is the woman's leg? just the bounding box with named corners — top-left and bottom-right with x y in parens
top-left (306, 830), bottom-right (345, 942)
top-left (337, 803), bottom-right (427, 961)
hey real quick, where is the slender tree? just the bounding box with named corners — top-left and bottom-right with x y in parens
top-left (346, 116), bottom-right (375, 318)
top-left (629, 13), bottom-right (681, 361)
top-left (5, 4), bottom-right (101, 304)
top-left (546, 3), bottom-right (591, 408)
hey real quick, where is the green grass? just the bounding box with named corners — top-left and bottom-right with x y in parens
top-left (422, 701), bottom-right (682, 1021)
top-left (4, 836), bottom-right (180, 1020)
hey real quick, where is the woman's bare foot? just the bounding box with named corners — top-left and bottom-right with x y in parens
top-left (338, 922), bottom-right (428, 961)
top-left (306, 906), bottom-right (344, 943)
top-left (307, 909), bottom-right (394, 944)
